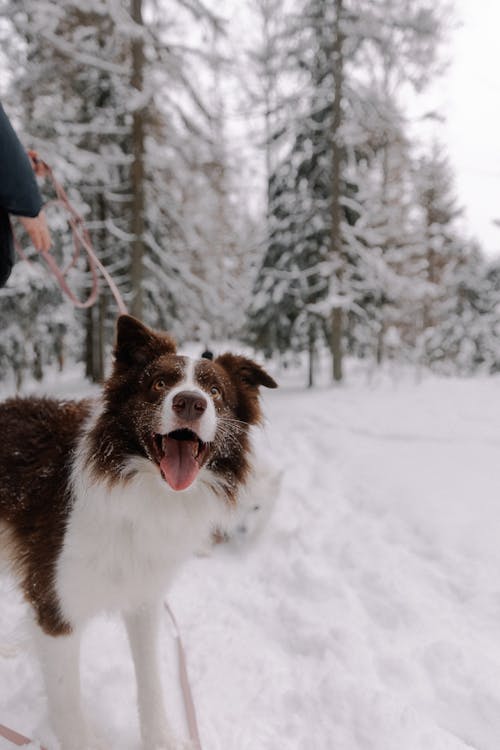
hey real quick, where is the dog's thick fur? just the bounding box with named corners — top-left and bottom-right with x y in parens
top-left (0, 315), bottom-right (277, 750)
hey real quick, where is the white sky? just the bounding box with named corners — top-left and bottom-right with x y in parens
top-left (419, 0), bottom-right (500, 257)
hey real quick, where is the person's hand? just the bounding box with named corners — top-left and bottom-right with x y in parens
top-left (18, 209), bottom-right (52, 252)
top-left (27, 149), bottom-right (50, 178)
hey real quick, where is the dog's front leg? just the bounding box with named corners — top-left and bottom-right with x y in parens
top-left (34, 627), bottom-right (93, 750)
top-left (125, 603), bottom-right (184, 750)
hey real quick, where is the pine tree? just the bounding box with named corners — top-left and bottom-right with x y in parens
top-left (407, 143), bottom-right (499, 373)
top-left (412, 142), bottom-right (464, 366)
top-left (247, 0), bottom-right (450, 384)
top-left (0, 0), bottom-right (238, 382)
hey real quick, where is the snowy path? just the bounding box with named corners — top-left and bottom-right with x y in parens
top-left (2, 374), bottom-right (500, 749)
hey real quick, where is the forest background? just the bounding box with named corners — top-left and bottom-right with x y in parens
top-left (0, 0), bottom-right (499, 388)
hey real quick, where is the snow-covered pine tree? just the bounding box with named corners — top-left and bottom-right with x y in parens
top-left (434, 242), bottom-right (500, 373)
top-left (340, 119), bottom-right (412, 364)
top-left (0, 2), bottom-right (135, 379)
top-left (478, 258), bottom-right (500, 372)
top-left (411, 142), bottom-right (494, 372)
top-left (247, 0), bottom-right (450, 384)
top-left (0, 0), bottom-right (247, 381)
top-left (247, 0), bottom-right (351, 384)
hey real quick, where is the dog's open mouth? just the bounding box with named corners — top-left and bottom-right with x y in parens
top-left (153, 429), bottom-right (208, 491)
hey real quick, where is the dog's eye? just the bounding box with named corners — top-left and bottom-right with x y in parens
top-left (210, 385), bottom-right (221, 399)
top-left (153, 378), bottom-right (167, 392)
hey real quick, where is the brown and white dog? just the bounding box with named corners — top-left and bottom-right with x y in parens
top-left (0, 315), bottom-right (277, 750)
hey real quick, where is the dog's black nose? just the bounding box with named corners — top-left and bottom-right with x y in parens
top-left (172, 391), bottom-right (207, 421)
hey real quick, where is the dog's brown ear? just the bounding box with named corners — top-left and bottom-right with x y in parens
top-left (114, 315), bottom-right (176, 366)
top-left (215, 353), bottom-right (277, 426)
top-left (215, 353), bottom-right (278, 390)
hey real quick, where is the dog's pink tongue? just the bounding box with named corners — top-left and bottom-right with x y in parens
top-left (160, 437), bottom-right (200, 491)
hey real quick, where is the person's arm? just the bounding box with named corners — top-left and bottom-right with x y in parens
top-left (0, 104), bottom-right (51, 251)
top-left (0, 103), bottom-right (43, 217)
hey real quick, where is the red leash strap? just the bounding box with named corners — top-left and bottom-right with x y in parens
top-left (18, 152), bottom-right (128, 315)
top-left (0, 722), bottom-right (47, 749)
top-left (164, 603), bottom-right (203, 750)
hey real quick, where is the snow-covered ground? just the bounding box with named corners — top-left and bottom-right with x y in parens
top-left (1, 365), bottom-right (500, 750)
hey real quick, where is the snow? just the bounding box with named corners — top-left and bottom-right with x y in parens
top-left (2, 368), bottom-right (500, 749)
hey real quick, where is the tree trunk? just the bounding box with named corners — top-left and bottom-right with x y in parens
top-left (83, 190), bottom-right (108, 383)
top-left (330, 0), bottom-right (344, 383)
top-left (97, 294), bottom-right (106, 380)
top-left (262, 0), bottom-right (274, 224)
top-left (307, 324), bottom-right (315, 389)
top-left (55, 330), bottom-right (64, 372)
top-left (130, 0), bottom-right (146, 320)
top-left (85, 307), bottom-right (95, 380)
top-left (422, 212), bottom-right (434, 337)
top-left (96, 192), bottom-right (108, 381)
top-left (84, 307), bottom-right (102, 382)
top-left (376, 317), bottom-right (384, 366)
top-left (33, 342), bottom-right (43, 381)
top-left (330, 307), bottom-right (343, 381)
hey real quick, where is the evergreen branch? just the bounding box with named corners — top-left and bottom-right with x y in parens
top-left (40, 31), bottom-right (129, 75)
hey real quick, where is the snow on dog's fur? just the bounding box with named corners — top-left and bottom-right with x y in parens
top-left (0, 315), bottom-right (277, 750)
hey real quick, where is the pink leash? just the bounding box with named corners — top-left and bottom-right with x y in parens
top-left (16, 153), bottom-right (127, 315)
top-left (164, 603), bottom-right (203, 750)
top-left (0, 722), bottom-right (47, 749)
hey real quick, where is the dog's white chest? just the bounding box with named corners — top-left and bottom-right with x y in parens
top-left (56, 465), bottom-right (224, 624)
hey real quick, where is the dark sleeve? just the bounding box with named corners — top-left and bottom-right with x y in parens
top-left (0, 103), bottom-right (43, 218)
top-left (0, 209), bottom-right (15, 286)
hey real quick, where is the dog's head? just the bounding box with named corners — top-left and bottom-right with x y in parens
top-left (90, 315), bottom-right (277, 499)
